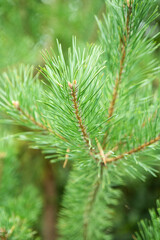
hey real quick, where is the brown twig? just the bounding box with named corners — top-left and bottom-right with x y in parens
top-left (68, 81), bottom-right (93, 152)
top-left (12, 101), bottom-right (66, 141)
top-left (102, 3), bottom-right (132, 149)
top-left (104, 135), bottom-right (160, 164)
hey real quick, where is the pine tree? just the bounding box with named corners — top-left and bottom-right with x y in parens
top-left (0, 0), bottom-right (160, 239)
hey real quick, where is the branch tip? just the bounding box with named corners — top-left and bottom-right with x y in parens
top-left (73, 80), bottom-right (77, 85)
top-left (68, 80), bottom-right (77, 89)
top-left (12, 100), bottom-right (20, 110)
top-left (68, 82), bottom-right (73, 89)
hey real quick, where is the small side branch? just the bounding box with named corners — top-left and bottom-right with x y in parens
top-left (102, 3), bottom-right (132, 148)
top-left (68, 81), bottom-right (93, 152)
top-left (108, 5), bottom-right (131, 118)
top-left (12, 101), bottom-right (66, 141)
top-left (105, 135), bottom-right (160, 164)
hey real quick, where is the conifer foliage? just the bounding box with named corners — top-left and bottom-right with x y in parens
top-left (0, 132), bottom-right (42, 240)
top-left (135, 200), bottom-right (160, 240)
top-left (0, 0), bottom-right (160, 239)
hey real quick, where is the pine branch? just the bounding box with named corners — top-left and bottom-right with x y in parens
top-left (102, 3), bottom-right (132, 149)
top-left (83, 177), bottom-right (101, 240)
top-left (68, 80), bottom-right (93, 152)
top-left (109, 110), bottom-right (159, 157)
top-left (105, 135), bottom-right (160, 164)
top-left (12, 100), bottom-right (66, 141)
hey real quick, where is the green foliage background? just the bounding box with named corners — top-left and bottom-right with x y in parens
top-left (0, 0), bottom-right (160, 239)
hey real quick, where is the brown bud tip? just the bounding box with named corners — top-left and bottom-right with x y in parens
top-left (73, 80), bottom-right (77, 85)
top-left (12, 100), bottom-right (20, 109)
top-left (68, 82), bottom-right (73, 89)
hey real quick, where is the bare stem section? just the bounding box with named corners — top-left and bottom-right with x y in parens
top-left (68, 81), bottom-right (93, 152)
top-left (105, 135), bottom-right (160, 164)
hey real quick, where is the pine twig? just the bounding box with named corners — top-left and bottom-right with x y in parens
top-left (102, 3), bottom-right (132, 149)
top-left (68, 81), bottom-right (93, 152)
top-left (12, 101), bottom-right (66, 141)
top-left (104, 135), bottom-right (160, 164)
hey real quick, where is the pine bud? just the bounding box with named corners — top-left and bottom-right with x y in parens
top-left (73, 80), bottom-right (77, 85)
top-left (68, 82), bottom-right (73, 89)
top-left (12, 100), bottom-right (20, 110)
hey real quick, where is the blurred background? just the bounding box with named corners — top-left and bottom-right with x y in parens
top-left (0, 0), bottom-right (159, 239)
